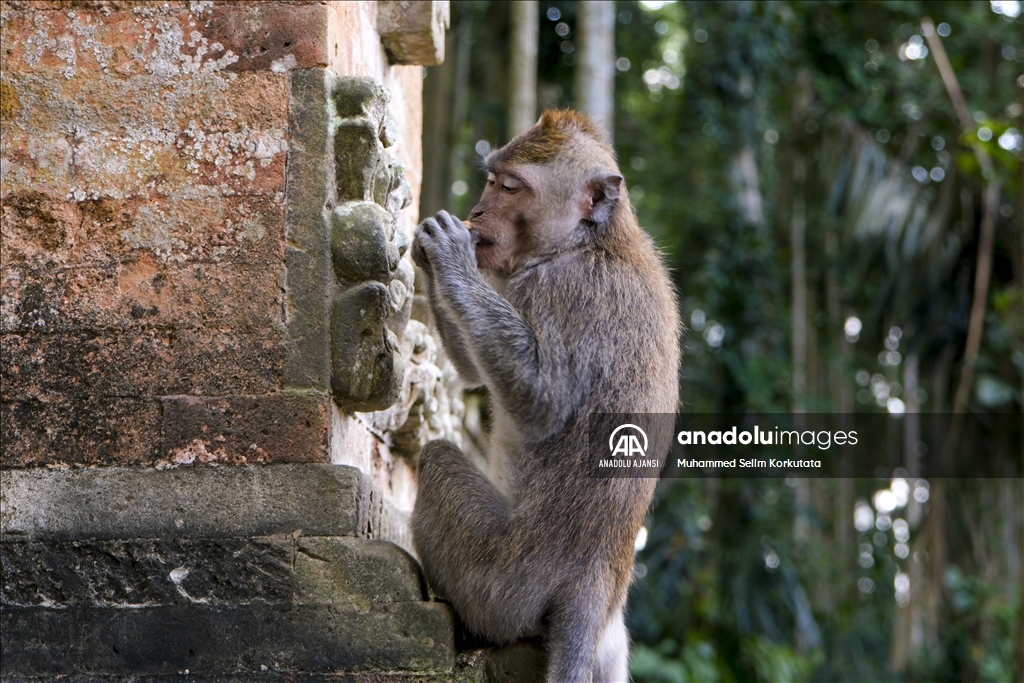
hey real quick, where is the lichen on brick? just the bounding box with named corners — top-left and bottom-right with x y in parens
top-left (0, 81), bottom-right (20, 120)
top-left (0, 5), bottom-right (290, 204)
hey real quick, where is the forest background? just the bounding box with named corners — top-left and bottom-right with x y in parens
top-left (418, 2), bottom-right (1024, 681)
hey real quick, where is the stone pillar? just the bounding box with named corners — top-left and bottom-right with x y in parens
top-left (0, 1), bottom-right (479, 679)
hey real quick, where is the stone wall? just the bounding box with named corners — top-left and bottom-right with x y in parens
top-left (0, 2), bottom-right (516, 680)
top-left (0, 0), bottom-right (459, 515)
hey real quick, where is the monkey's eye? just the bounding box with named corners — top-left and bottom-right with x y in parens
top-left (500, 177), bottom-right (523, 193)
top-left (486, 173), bottom-right (497, 188)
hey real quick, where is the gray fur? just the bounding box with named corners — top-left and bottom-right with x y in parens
top-left (410, 113), bottom-right (679, 683)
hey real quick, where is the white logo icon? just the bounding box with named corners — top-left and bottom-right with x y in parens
top-left (609, 424), bottom-right (648, 458)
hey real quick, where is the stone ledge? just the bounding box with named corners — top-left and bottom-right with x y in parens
top-left (0, 602), bottom-right (455, 678)
top-left (0, 675), bottom-right (464, 683)
top-left (1, 536), bottom-right (426, 609)
top-left (377, 1), bottom-right (449, 66)
top-left (0, 464), bottom-right (370, 541)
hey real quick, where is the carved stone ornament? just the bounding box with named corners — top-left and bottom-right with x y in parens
top-left (329, 77), bottom-right (412, 412)
top-left (377, 1), bottom-right (450, 66)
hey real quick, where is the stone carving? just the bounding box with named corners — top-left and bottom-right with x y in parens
top-left (360, 319), bottom-right (464, 459)
top-left (330, 282), bottom-right (402, 412)
top-left (328, 76), bottom-right (462, 458)
top-left (377, 1), bottom-right (450, 66)
top-left (329, 77), bottom-right (412, 412)
top-left (331, 202), bottom-right (401, 285)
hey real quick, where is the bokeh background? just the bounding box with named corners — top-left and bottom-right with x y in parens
top-left (419, 2), bottom-right (1023, 681)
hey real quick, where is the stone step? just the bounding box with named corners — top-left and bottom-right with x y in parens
top-left (2, 536), bottom-right (428, 609)
top-left (0, 465), bottom-right (453, 680)
top-left (3, 602), bottom-right (453, 678)
top-left (2, 464), bottom-right (388, 543)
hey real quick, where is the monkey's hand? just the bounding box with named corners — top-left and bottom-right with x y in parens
top-left (412, 211), bottom-right (477, 281)
top-left (411, 211), bottom-right (487, 386)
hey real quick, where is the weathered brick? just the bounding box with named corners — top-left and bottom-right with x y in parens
top-left (0, 3), bottom-right (192, 20)
top-left (0, 3), bottom-right (328, 73)
top-left (0, 4), bottom-right (311, 73)
top-left (161, 394), bottom-right (330, 466)
top-left (1, 69), bottom-right (288, 200)
top-left (3, 263), bottom-right (283, 342)
top-left (205, 3), bottom-right (329, 72)
top-left (1, 327), bottom-right (282, 399)
top-left (0, 395), bottom-right (162, 467)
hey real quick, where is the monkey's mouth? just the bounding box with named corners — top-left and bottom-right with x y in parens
top-left (471, 232), bottom-right (495, 249)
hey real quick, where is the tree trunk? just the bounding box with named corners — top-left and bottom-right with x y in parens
top-left (826, 213), bottom-right (854, 570)
top-left (920, 16), bottom-right (1001, 466)
top-left (420, 5), bottom-right (472, 218)
top-left (508, 1), bottom-right (538, 137)
top-left (791, 156), bottom-right (810, 543)
top-left (903, 353), bottom-right (924, 529)
top-left (574, 0), bottom-right (615, 138)
top-left (791, 156), bottom-right (808, 413)
top-left (890, 352), bottom-right (921, 673)
top-left (730, 145), bottom-right (764, 225)
top-left (916, 30), bottom-right (1005, 669)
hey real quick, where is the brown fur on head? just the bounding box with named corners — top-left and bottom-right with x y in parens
top-left (468, 109), bottom-right (638, 276)
top-left (487, 109), bottom-right (616, 167)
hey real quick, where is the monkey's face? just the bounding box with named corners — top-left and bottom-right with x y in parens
top-left (467, 166), bottom-right (581, 275)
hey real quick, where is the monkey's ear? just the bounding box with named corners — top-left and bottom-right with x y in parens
top-left (585, 174), bottom-right (623, 225)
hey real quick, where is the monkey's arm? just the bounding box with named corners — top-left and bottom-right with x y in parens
top-left (419, 269), bottom-right (484, 387)
top-left (413, 211), bottom-right (574, 439)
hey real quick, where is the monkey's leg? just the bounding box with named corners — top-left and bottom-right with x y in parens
top-left (593, 608), bottom-right (630, 683)
top-left (412, 440), bottom-right (543, 642)
top-left (544, 591), bottom-right (608, 683)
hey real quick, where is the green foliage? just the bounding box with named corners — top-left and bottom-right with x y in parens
top-left (610, 1), bottom-right (1023, 681)
top-left (631, 639), bottom-right (721, 683)
top-left (427, 2), bottom-right (1023, 680)
top-left (901, 566), bottom-right (1021, 682)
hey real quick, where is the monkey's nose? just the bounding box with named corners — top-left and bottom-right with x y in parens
top-left (468, 207), bottom-right (483, 221)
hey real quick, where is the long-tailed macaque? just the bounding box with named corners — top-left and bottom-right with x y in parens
top-left (410, 110), bottom-right (680, 683)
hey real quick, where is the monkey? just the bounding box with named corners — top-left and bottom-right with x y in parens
top-left (410, 109), bottom-right (680, 683)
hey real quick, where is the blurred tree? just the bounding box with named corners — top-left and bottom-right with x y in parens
top-left (610, 2), bottom-right (1022, 681)
top-left (509, 1), bottom-right (540, 136)
top-left (576, 0), bottom-right (617, 135)
top-left (420, 1), bottom-right (1023, 680)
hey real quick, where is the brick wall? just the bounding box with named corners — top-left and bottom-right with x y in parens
top-left (1, 0), bottom-right (457, 515)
